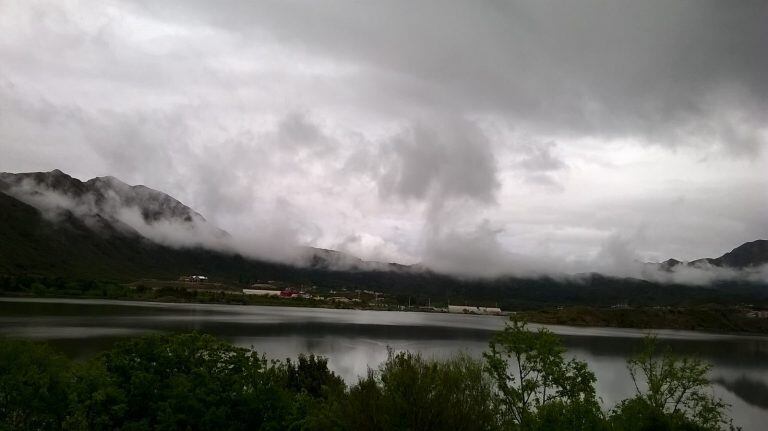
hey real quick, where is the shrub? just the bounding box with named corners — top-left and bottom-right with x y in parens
top-left (609, 336), bottom-right (734, 431)
top-left (0, 339), bottom-right (71, 430)
top-left (87, 333), bottom-right (292, 430)
top-left (484, 318), bottom-right (601, 430)
top-left (340, 350), bottom-right (497, 431)
top-left (0, 325), bottom-right (739, 431)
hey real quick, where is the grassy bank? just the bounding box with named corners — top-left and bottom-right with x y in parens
top-left (519, 306), bottom-right (768, 334)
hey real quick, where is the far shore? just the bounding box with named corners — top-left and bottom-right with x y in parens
top-left (3, 294), bottom-right (768, 339)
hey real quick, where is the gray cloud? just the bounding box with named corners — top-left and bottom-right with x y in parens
top-left (133, 0), bottom-right (768, 153)
top-left (513, 140), bottom-right (568, 190)
top-left (0, 0), bottom-right (766, 281)
top-left (377, 117), bottom-right (499, 205)
top-left (518, 142), bottom-right (567, 173)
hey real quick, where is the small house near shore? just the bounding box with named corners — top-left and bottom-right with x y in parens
top-left (447, 305), bottom-right (502, 315)
top-left (179, 275), bottom-right (208, 282)
top-left (242, 289), bottom-right (281, 297)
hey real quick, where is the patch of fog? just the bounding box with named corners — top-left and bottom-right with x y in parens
top-left (4, 176), bottom-right (767, 285)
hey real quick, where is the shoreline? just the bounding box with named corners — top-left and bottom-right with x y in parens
top-left (3, 295), bottom-right (768, 340)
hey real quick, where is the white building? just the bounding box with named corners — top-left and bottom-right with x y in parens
top-left (448, 305), bottom-right (502, 315)
top-left (180, 275), bottom-right (208, 282)
top-left (242, 289), bottom-right (281, 296)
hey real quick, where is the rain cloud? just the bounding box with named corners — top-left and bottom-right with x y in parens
top-left (0, 0), bottom-right (766, 281)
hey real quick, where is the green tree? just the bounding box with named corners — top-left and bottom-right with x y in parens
top-left (285, 354), bottom-right (345, 398)
top-left (281, 354), bottom-right (346, 431)
top-left (483, 318), bottom-right (602, 430)
top-left (0, 339), bottom-right (71, 431)
top-left (340, 350), bottom-right (497, 431)
top-left (610, 336), bottom-right (734, 431)
top-left (91, 332), bottom-right (292, 431)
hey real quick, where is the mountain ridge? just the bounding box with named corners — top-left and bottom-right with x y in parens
top-left (0, 169), bottom-right (208, 226)
top-left (2, 171), bottom-right (768, 309)
top-left (651, 240), bottom-right (768, 271)
top-left (0, 169), bottom-right (390, 273)
top-left (1, 169), bottom-right (766, 278)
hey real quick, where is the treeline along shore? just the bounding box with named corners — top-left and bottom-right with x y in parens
top-left (3, 275), bottom-right (768, 335)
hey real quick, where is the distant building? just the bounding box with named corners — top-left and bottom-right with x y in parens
top-left (448, 305), bottom-right (502, 315)
top-left (747, 310), bottom-right (768, 319)
top-left (242, 289), bottom-right (281, 296)
top-left (179, 275), bottom-right (208, 282)
top-left (329, 297), bottom-right (352, 303)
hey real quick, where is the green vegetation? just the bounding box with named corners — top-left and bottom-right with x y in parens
top-left (0, 276), bottom-right (401, 310)
top-left (0, 319), bottom-right (739, 430)
top-left (485, 319), bottom-right (602, 430)
top-left (519, 306), bottom-right (768, 334)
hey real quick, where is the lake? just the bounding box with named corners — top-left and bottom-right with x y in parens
top-left (2, 297), bottom-right (768, 430)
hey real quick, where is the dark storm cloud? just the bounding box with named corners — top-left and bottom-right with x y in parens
top-left (377, 117), bottom-right (499, 205)
top-left (518, 142), bottom-right (567, 173)
top-left (277, 112), bottom-right (326, 147)
top-left (135, 0), bottom-right (768, 154)
top-left (514, 141), bottom-right (568, 190)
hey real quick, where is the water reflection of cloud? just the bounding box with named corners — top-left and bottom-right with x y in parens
top-left (714, 375), bottom-right (768, 409)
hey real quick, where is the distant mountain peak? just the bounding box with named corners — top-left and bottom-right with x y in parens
top-left (650, 239), bottom-right (768, 271)
top-left (88, 175), bottom-right (126, 185)
top-left (658, 258), bottom-right (682, 272)
top-left (0, 169), bottom-right (228, 245)
top-left (709, 239), bottom-right (768, 269)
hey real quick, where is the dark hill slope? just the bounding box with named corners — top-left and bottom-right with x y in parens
top-left (710, 240), bottom-right (768, 269)
top-left (651, 240), bottom-right (768, 271)
top-left (0, 169), bottom-right (207, 225)
top-left (0, 190), bottom-right (426, 288)
top-left (0, 191), bottom-right (255, 280)
top-left (2, 185), bottom-right (767, 309)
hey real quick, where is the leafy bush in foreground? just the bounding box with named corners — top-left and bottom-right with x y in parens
top-left (484, 319), bottom-right (604, 430)
top-left (0, 339), bottom-right (70, 430)
top-left (337, 350), bottom-right (497, 431)
top-left (611, 336), bottom-right (735, 431)
top-left (0, 321), bottom-right (737, 430)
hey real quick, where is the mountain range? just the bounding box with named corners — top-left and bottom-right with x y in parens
top-left (653, 240), bottom-right (768, 271)
top-left (1, 169), bottom-right (766, 308)
top-left (0, 169), bottom-right (405, 277)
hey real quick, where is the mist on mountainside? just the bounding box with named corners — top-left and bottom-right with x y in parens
top-left (2, 169), bottom-right (766, 285)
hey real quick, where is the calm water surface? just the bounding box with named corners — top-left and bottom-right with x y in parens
top-left (2, 297), bottom-right (768, 430)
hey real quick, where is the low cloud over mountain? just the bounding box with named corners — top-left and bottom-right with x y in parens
top-left (1, 169), bottom-right (765, 285)
top-left (0, 169), bottom-right (400, 271)
top-left (0, 169), bottom-right (229, 250)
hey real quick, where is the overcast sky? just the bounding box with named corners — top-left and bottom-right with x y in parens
top-left (1, 0), bottom-right (766, 275)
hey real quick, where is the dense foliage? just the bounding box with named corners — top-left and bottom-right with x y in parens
top-left (0, 320), bottom-right (738, 430)
top-left (518, 306), bottom-right (768, 334)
